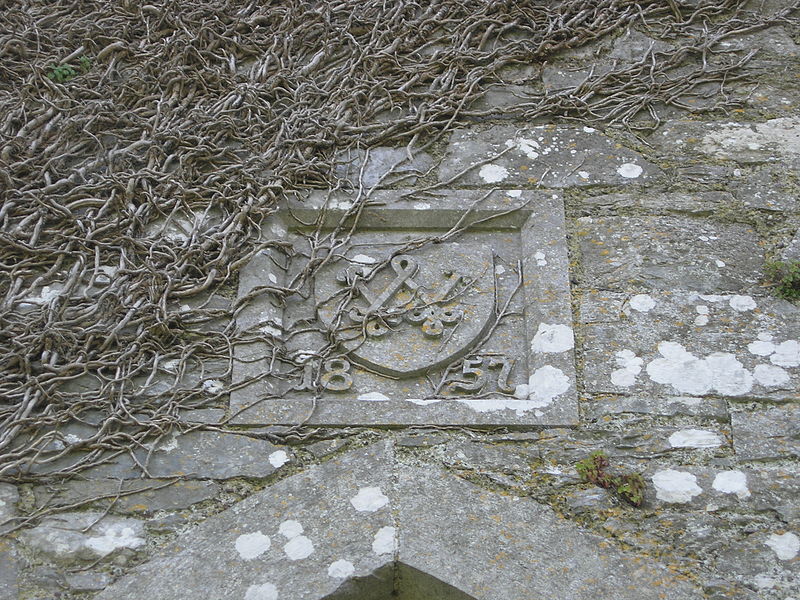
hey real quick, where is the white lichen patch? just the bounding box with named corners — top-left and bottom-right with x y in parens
top-left (668, 429), bottom-right (722, 449)
top-left (694, 305), bottom-right (709, 326)
top-left (350, 487), bottom-right (389, 512)
top-left (652, 470), bottom-right (703, 504)
top-left (494, 265), bottom-right (506, 275)
top-left (202, 379), bottom-right (224, 394)
top-left (712, 471), bottom-right (751, 499)
top-left (610, 349), bottom-right (643, 387)
top-left (513, 365), bottom-right (571, 407)
top-left (699, 118), bottom-right (800, 158)
top-left (457, 397), bottom-right (548, 416)
top-left (268, 450), bottom-right (289, 468)
top-left (278, 520), bottom-right (303, 539)
top-left (629, 294), bottom-right (656, 312)
top-left (616, 163), bottom-right (643, 178)
top-left (235, 531), bottom-right (271, 560)
top-left (413, 202), bottom-right (431, 210)
top-left (646, 342), bottom-right (753, 396)
top-left (283, 535), bottom-right (314, 560)
top-left (771, 340), bottom-right (800, 367)
top-left (261, 324), bottom-right (282, 337)
top-left (517, 137), bottom-right (541, 159)
top-left (506, 137), bottom-right (540, 159)
top-left (729, 295), bottom-right (756, 312)
top-left (747, 337), bottom-right (800, 367)
top-left (160, 358), bottom-right (180, 373)
top-left (765, 532), bottom-right (800, 560)
top-left (352, 254), bottom-right (376, 264)
top-left (372, 526), bottom-right (397, 555)
top-left (478, 164), bottom-right (509, 183)
top-left (506, 189), bottom-right (522, 198)
top-left (328, 199), bottom-right (353, 210)
top-left (245, 582), bottom-right (278, 600)
top-left (85, 523), bottom-right (146, 556)
top-left (328, 559), bottom-right (355, 578)
top-left (358, 392), bottom-right (390, 402)
top-left (753, 364), bottom-right (791, 387)
top-left (405, 398), bottom-right (442, 406)
top-left (530, 323), bottom-right (574, 353)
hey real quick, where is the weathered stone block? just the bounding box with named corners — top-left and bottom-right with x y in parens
top-left (334, 147), bottom-right (434, 188)
top-left (650, 117), bottom-right (800, 163)
top-left (438, 125), bottom-right (660, 187)
top-left (577, 191), bottom-right (736, 217)
top-left (732, 405), bottom-right (800, 461)
top-left (32, 479), bottom-right (219, 514)
top-left (18, 512), bottom-right (146, 563)
top-left (576, 217), bottom-right (764, 292)
top-left (580, 292), bottom-right (799, 400)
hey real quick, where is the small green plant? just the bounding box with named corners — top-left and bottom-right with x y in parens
top-left (766, 260), bottom-right (800, 301)
top-left (48, 64), bottom-right (77, 82)
top-left (575, 451), bottom-right (646, 507)
top-left (47, 56), bottom-right (91, 83)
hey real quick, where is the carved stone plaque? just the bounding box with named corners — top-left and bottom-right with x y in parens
top-left (231, 189), bottom-right (577, 426)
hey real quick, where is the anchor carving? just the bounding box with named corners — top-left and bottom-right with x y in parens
top-left (337, 254), bottom-right (464, 338)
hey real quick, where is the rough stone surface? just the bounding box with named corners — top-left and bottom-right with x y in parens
top-left (729, 167), bottom-right (799, 213)
top-left (781, 229), bottom-right (800, 262)
top-left (576, 217), bottom-right (764, 293)
top-left (65, 570), bottom-right (114, 592)
top-left (95, 442), bottom-right (396, 600)
top-left (650, 117), bottom-right (800, 163)
top-left (0, 483), bottom-right (19, 534)
top-left (95, 442), bottom-right (705, 600)
top-left (732, 406), bottom-right (800, 461)
top-left (576, 191), bottom-right (737, 217)
top-left (85, 431), bottom-right (294, 480)
top-left (0, 540), bottom-right (22, 600)
top-left (32, 479), bottom-right (220, 514)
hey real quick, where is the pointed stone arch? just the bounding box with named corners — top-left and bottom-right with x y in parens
top-left (96, 441), bottom-right (702, 600)
top-left (321, 563), bottom-right (479, 600)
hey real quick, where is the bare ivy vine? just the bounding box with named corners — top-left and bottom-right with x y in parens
top-left (0, 0), bottom-right (797, 498)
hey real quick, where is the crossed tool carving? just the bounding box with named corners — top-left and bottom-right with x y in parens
top-left (340, 254), bottom-right (463, 338)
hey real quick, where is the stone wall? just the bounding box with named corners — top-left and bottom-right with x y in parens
top-left (1, 3), bottom-right (799, 600)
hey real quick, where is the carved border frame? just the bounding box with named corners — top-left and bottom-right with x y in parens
top-left (229, 189), bottom-right (578, 426)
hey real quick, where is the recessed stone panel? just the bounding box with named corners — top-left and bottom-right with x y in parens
top-left (231, 190), bottom-right (577, 426)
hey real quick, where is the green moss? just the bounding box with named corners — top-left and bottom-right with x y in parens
top-left (766, 260), bottom-right (800, 301)
top-left (576, 451), bottom-right (646, 507)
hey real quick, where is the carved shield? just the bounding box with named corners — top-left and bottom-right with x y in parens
top-left (315, 242), bottom-right (497, 377)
